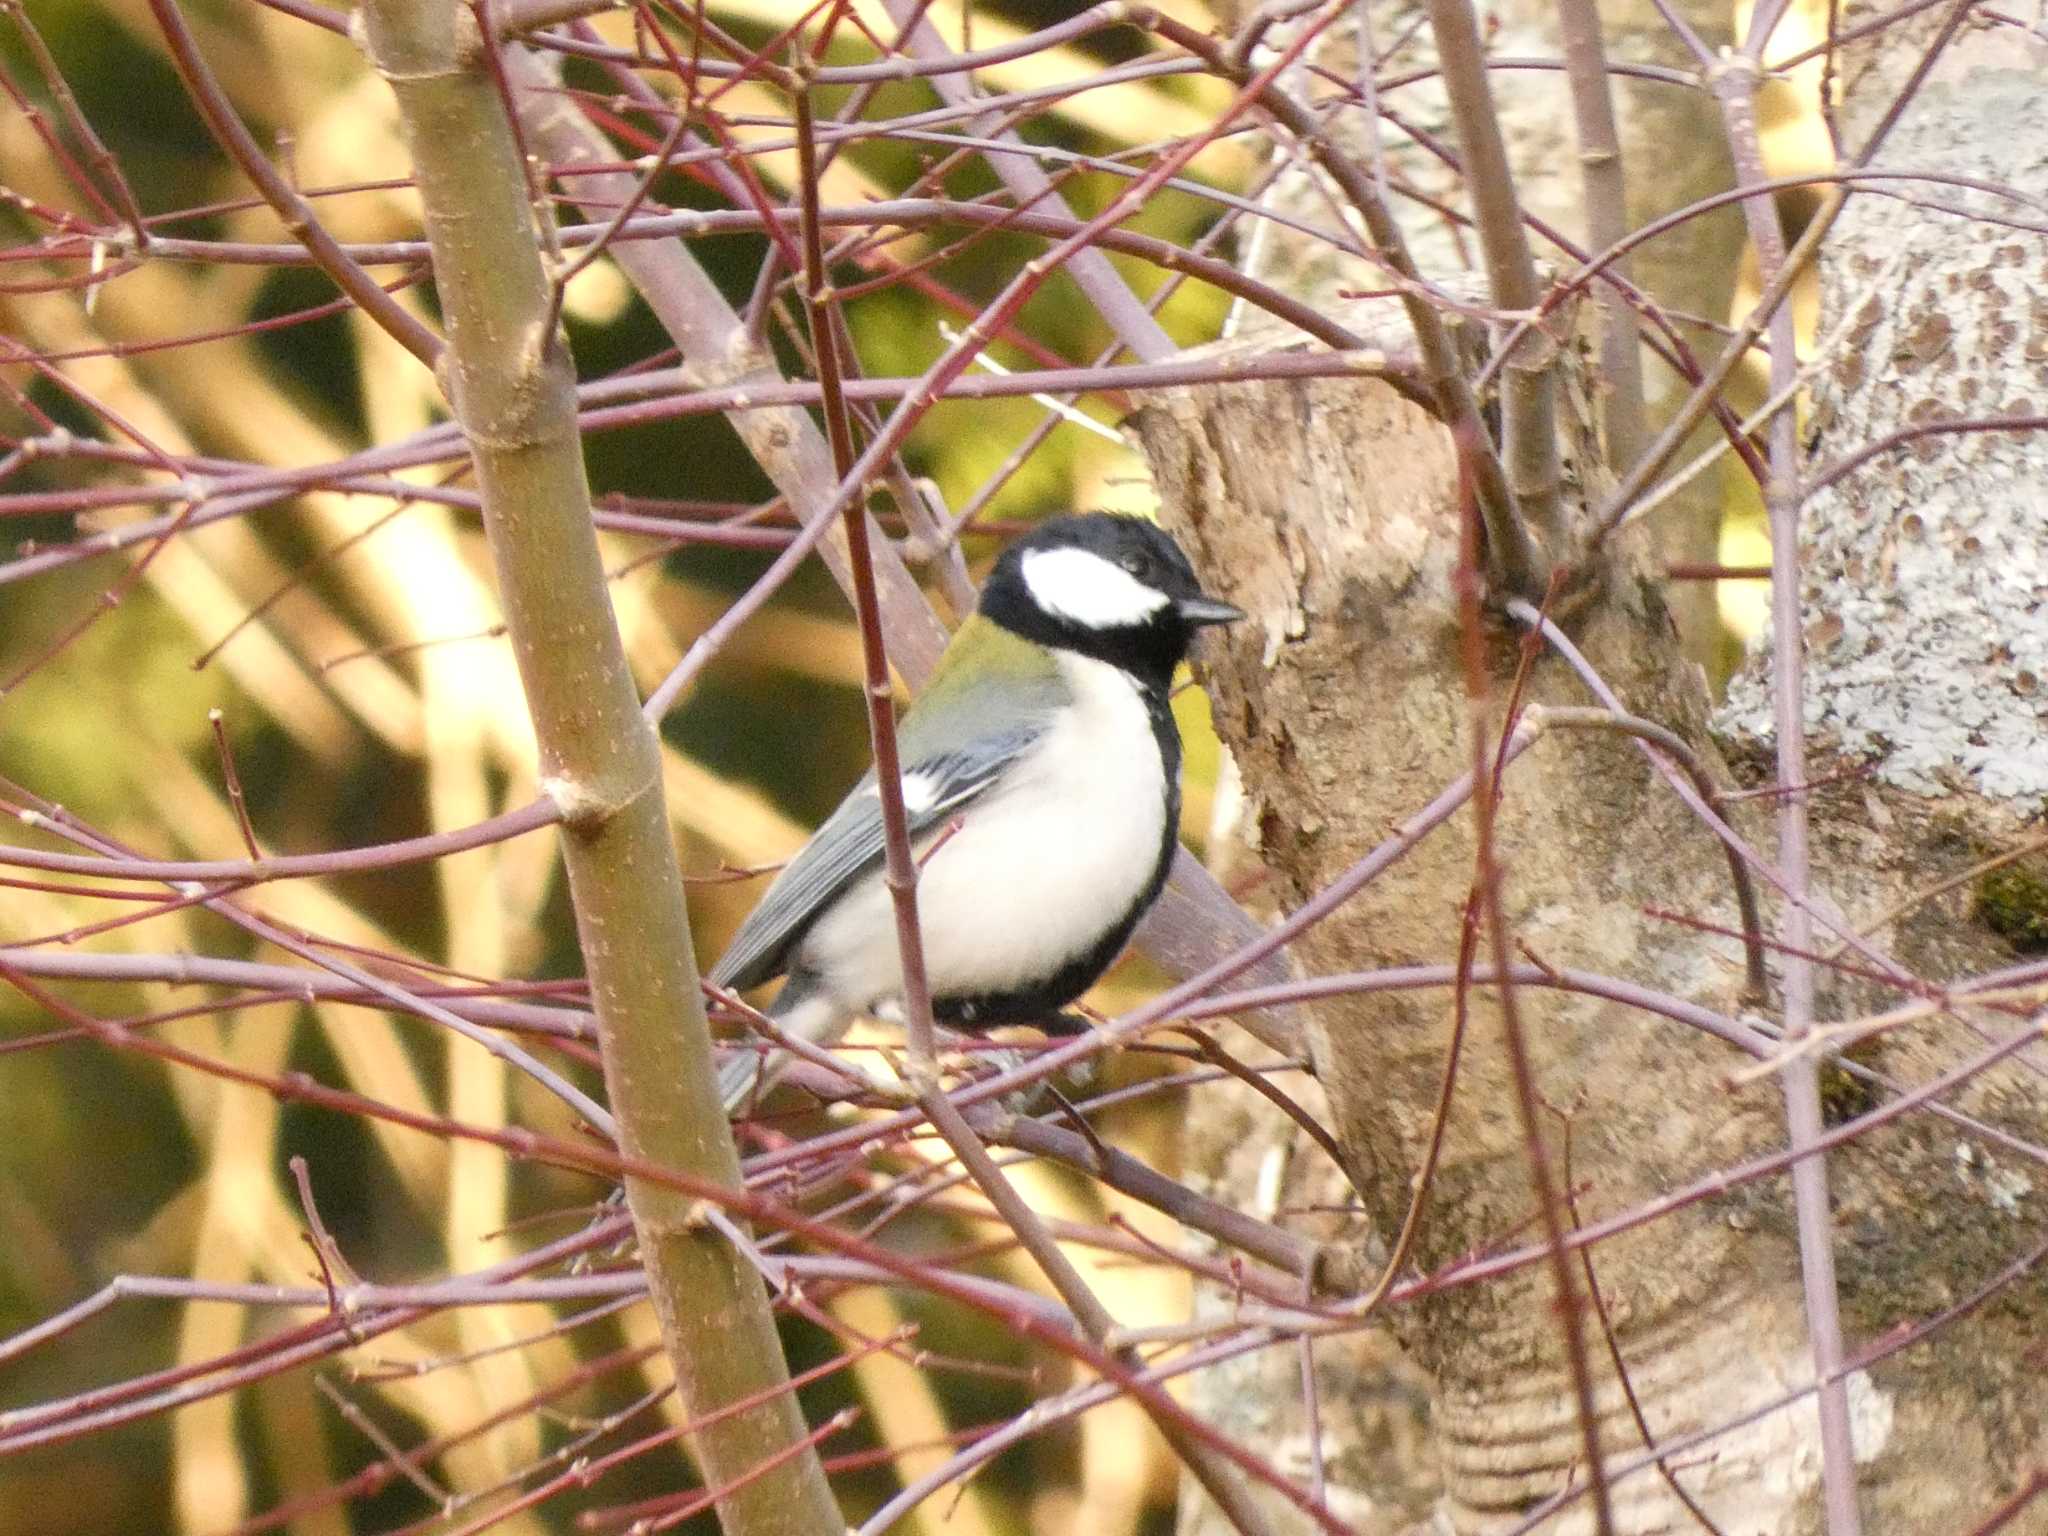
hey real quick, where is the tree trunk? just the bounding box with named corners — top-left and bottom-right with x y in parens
top-left (1141, 15), bottom-right (2046, 1533)
top-left (1231, 0), bottom-right (1742, 668)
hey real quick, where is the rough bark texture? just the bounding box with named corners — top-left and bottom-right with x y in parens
top-left (1142, 341), bottom-right (1857, 1535)
top-left (1233, 0), bottom-right (1742, 663)
top-left (1171, 5), bottom-right (1749, 1529)
top-left (1150, 13), bottom-right (2048, 1533)
top-left (1178, 1054), bottom-right (1443, 1535)
top-left (1720, 28), bottom-right (2048, 802)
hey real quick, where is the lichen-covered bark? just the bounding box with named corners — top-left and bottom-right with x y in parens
top-left (1720, 43), bottom-right (2048, 802)
top-left (1708, 17), bottom-right (2048, 1527)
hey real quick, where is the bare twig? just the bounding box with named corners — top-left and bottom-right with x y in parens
top-left (10, 789), bottom-right (615, 1130)
top-left (1586, 180), bottom-right (1843, 543)
top-left (0, 0), bottom-right (151, 241)
top-left (1715, 26), bottom-right (1861, 1527)
top-left (983, 1111), bottom-right (1317, 1280)
top-left (1454, 433), bottom-right (1614, 1533)
top-left (793, 83), bottom-right (1290, 1533)
top-left (1147, 9), bottom-right (1548, 600)
top-left (208, 708), bottom-right (263, 862)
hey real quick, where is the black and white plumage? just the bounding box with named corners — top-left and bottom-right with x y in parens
top-left (709, 513), bottom-right (1240, 1109)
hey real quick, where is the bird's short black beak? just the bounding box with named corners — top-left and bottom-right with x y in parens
top-left (1175, 593), bottom-right (1245, 627)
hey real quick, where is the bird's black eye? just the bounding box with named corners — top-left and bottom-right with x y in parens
top-left (1120, 557), bottom-right (1144, 576)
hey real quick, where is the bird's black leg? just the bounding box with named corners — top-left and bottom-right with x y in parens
top-left (1037, 1009), bottom-right (1093, 1038)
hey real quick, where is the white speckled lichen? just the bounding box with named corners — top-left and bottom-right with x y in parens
top-left (1718, 67), bottom-right (2048, 800)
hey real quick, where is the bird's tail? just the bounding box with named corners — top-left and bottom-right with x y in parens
top-left (719, 978), bottom-right (849, 1114)
top-left (717, 1050), bottom-right (770, 1114)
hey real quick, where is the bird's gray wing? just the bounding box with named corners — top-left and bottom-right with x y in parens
top-left (706, 723), bottom-right (1048, 993)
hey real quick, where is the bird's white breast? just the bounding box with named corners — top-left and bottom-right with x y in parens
top-left (797, 651), bottom-right (1169, 1010)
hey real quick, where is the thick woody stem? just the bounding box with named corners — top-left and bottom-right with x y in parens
top-left (353, 8), bottom-right (841, 1535)
top-left (1555, 0), bottom-right (1647, 474)
top-left (1428, 0), bottom-right (1565, 547)
top-left (1144, 8), bottom-right (1548, 601)
top-left (1455, 447), bottom-right (1614, 1534)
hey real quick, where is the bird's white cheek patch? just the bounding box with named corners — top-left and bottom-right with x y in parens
top-left (1022, 546), bottom-right (1170, 629)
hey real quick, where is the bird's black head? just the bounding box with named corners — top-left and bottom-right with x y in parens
top-left (978, 514), bottom-right (1242, 690)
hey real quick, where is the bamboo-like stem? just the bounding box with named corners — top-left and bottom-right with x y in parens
top-left (352, 8), bottom-right (842, 1535)
top-left (1555, 0), bottom-right (1646, 475)
top-left (1427, 0), bottom-right (1565, 546)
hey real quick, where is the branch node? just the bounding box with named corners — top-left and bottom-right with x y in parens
top-left (1306, 1240), bottom-right (1367, 1296)
top-left (540, 771), bottom-right (646, 830)
top-left (1707, 48), bottom-right (1764, 91)
top-left (515, 315), bottom-right (554, 380)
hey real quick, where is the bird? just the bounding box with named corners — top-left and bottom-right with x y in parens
top-left (708, 512), bottom-right (1243, 1111)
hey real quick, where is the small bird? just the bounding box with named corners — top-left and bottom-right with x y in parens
top-left (709, 513), bottom-right (1242, 1109)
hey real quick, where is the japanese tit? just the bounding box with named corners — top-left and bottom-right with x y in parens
top-left (709, 513), bottom-right (1242, 1110)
